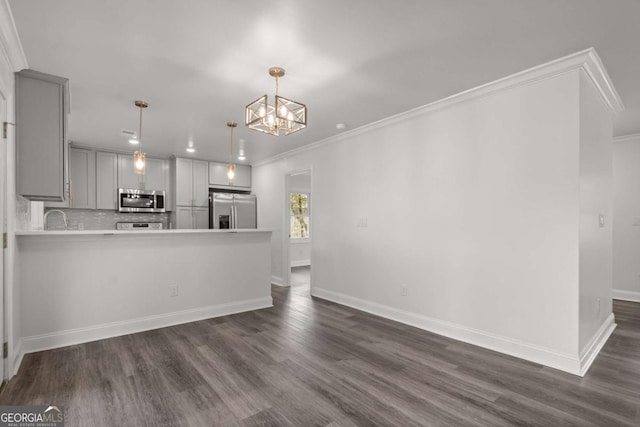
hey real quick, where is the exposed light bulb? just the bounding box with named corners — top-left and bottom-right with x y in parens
top-left (280, 105), bottom-right (288, 116)
top-left (259, 106), bottom-right (266, 117)
top-left (134, 151), bottom-right (145, 174)
top-left (227, 163), bottom-right (235, 182)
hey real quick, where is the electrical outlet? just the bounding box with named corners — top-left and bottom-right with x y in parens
top-left (401, 284), bottom-right (407, 296)
top-left (170, 284), bottom-right (179, 297)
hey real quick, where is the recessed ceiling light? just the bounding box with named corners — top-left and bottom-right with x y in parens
top-left (186, 147), bottom-right (195, 153)
top-left (336, 123), bottom-right (347, 130)
top-left (122, 129), bottom-right (138, 144)
top-left (237, 155), bottom-right (246, 161)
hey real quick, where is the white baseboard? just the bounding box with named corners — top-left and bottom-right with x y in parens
top-left (312, 287), bottom-right (587, 376)
top-left (12, 338), bottom-right (24, 378)
top-left (21, 297), bottom-right (273, 355)
top-left (612, 289), bottom-right (640, 303)
top-left (290, 260), bottom-right (311, 268)
top-left (271, 275), bottom-right (286, 287)
top-left (579, 313), bottom-right (616, 376)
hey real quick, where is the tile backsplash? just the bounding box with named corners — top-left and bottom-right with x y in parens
top-left (43, 208), bottom-right (171, 231)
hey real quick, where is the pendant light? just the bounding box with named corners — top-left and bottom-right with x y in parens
top-left (245, 67), bottom-right (306, 136)
top-left (133, 100), bottom-right (148, 175)
top-left (227, 121), bottom-right (237, 183)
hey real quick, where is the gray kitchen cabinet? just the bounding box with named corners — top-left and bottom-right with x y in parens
top-left (175, 158), bottom-right (193, 207)
top-left (162, 159), bottom-right (172, 211)
top-left (174, 206), bottom-right (193, 229)
top-left (174, 206), bottom-right (208, 229)
top-left (173, 157), bottom-right (209, 229)
top-left (193, 161), bottom-right (209, 206)
top-left (174, 158), bottom-right (209, 208)
top-left (68, 147), bottom-right (96, 209)
top-left (117, 154), bottom-right (166, 193)
top-left (96, 151), bottom-right (118, 210)
top-left (117, 154), bottom-right (140, 190)
top-left (234, 165), bottom-right (252, 188)
top-left (209, 161), bottom-right (251, 190)
top-left (145, 157), bottom-right (165, 192)
top-left (194, 207), bottom-right (209, 229)
top-left (16, 69), bottom-right (70, 201)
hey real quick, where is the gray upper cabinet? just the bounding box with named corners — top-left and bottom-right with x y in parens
top-left (175, 158), bottom-right (193, 206)
top-left (173, 158), bottom-right (209, 228)
top-left (117, 154), bottom-right (139, 190)
top-left (193, 160), bottom-right (209, 206)
top-left (16, 69), bottom-right (70, 201)
top-left (209, 161), bottom-right (251, 190)
top-left (117, 154), bottom-right (166, 194)
top-left (174, 158), bottom-right (209, 207)
top-left (234, 164), bottom-right (252, 189)
top-left (68, 147), bottom-right (96, 209)
top-left (96, 151), bottom-right (118, 210)
top-left (145, 157), bottom-right (165, 192)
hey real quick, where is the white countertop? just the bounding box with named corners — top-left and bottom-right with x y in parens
top-left (16, 228), bottom-right (272, 236)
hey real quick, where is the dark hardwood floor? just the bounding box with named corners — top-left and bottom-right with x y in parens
top-left (1, 285), bottom-right (639, 426)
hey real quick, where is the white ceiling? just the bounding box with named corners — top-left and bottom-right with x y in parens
top-left (8, 0), bottom-right (640, 163)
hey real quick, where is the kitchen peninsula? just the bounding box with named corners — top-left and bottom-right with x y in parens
top-left (16, 229), bottom-right (272, 355)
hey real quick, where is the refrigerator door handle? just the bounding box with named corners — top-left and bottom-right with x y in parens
top-left (233, 204), bottom-right (238, 229)
top-left (231, 205), bottom-right (236, 229)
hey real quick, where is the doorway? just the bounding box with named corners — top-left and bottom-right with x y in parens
top-left (0, 91), bottom-right (7, 383)
top-left (284, 169), bottom-right (312, 292)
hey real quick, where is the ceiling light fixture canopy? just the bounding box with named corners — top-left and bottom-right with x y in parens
top-left (133, 100), bottom-right (148, 175)
top-left (245, 67), bottom-right (306, 136)
top-left (227, 121), bottom-right (237, 183)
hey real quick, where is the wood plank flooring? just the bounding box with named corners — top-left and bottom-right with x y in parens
top-left (1, 284), bottom-right (639, 426)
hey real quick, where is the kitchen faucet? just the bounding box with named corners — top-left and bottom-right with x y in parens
top-left (44, 209), bottom-right (68, 230)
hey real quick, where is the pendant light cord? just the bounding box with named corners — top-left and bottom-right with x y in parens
top-left (229, 125), bottom-right (234, 162)
top-left (138, 105), bottom-right (143, 152)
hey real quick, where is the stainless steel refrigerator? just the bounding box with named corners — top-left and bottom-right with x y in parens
top-left (209, 192), bottom-right (257, 229)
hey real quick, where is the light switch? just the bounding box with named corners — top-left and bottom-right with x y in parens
top-left (598, 214), bottom-right (605, 228)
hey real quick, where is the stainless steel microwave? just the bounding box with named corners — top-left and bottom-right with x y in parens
top-left (118, 188), bottom-right (166, 213)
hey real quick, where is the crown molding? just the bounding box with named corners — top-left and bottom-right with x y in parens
top-left (613, 133), bottom-right (640, 144)
top-left (581, 48), bottom-right (624, 113)
top-left (254, 48), bottom-right (623, 168)
top-left (0, 0), bottom-right (28, 71)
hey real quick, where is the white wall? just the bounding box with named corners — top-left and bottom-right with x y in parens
top-left (253, 51), bottom-right (620, 375)
top-left (289, 172), bottom-right (311, 267)
top-left (17, 231), bottom-right (272, 353)
top-left (578, 72), bottom-right (614, 354)
top-left (613, 134), bottom-right (640, 302)
top-left (290, 241), bottom-right (311, 267)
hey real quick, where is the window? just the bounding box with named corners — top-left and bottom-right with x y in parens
top-left (290, 192), bottom-right (310, 239)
